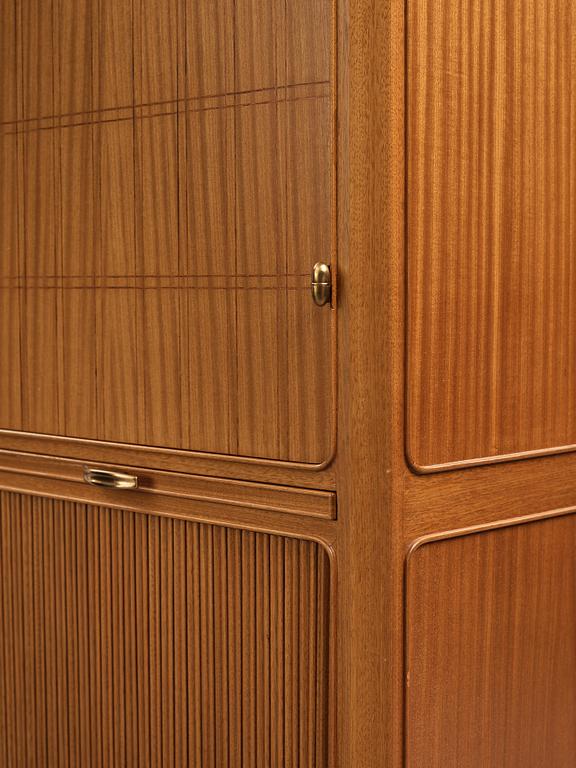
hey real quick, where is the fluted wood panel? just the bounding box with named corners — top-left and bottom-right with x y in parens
top-left (407, 0), bottom-right (576, 470)
top-left (0, 0), bottom-right (335, 465)
top-left (0, 490), bottom-right (331, 767)
top-left (406, 515), bottom-right (576, 767)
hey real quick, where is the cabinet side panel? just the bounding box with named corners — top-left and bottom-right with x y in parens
top-left (406, 515), bottom-right (576, 768)
top-left (407, 0), bottom-right (576, 469)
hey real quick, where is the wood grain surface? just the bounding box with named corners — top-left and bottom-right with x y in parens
top-left (0, 0), bottom-right (335, 465)
top-left (407, 0), bottom-right (576, 470)
top-left (406, 513), bottom-right (576, 768)
top-left (9, 0), bottom-right (576, 766)
top-left (334, 0), bottom-right (407, 765)
top-left (0, 489), bottom-right (332, 767)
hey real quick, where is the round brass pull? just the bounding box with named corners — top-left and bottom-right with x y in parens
top-left (83, 468), bottom-right (139, 490)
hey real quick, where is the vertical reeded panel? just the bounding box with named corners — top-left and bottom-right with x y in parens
top-left (0, 491), bottom-right (331, 767)
top-left (0, 0), bottom-right (335, 464)
top-left (406, 516), bottom-right (576, 767)
top-left (407, 0), bottom-right (576, 469)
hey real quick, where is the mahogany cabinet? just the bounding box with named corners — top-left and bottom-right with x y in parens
top-left (1, 0), bottom-right (576, 766)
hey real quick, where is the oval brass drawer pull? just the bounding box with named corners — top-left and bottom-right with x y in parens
top-left (83, 468), bottom-right (139, 490)
top-left (311, 262), bottom-right (332, 307)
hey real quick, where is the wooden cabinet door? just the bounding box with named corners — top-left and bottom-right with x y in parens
top-left (0, 487), bottom-right (332, 766)
top-left (407, 0), bottom-right (576, 472)
top-left (406, 513), bottom-right (576, 768)
top-left (0, 0), bottom-right (336, 466)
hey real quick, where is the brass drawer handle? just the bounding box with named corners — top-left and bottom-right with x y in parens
top-left (83, 468), bottom-right (139, 490)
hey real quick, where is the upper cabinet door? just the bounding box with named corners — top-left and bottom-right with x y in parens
top-left (407, 0), bottom-right (576, 471)
top-left (0, 0), bottom-right (336, 466)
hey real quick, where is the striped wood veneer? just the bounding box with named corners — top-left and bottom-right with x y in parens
top-left (406, 514), bottom-right (576, 766)
top-left (0, 0), bottom-right (335, 465)
top-left (407, 0), bottom-right (576, 470)
top-left (0, 490), bottom-right (331, 767)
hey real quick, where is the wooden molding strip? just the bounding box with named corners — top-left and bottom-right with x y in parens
top-left (406, 505), bottom-right (576, 561)
top-left (407, 442), bottom-right (576, 476)
top-left (0, 450), bottom-right (337, 521)
top-left (0, 432), bottom-right (337, 490)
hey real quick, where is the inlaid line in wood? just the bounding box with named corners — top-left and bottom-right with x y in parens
top-left (0, 80), bottom-right (331, 128)
top-left (2, 88), bottom-right (331, 137)
top-left (0, 273), bottom-right (310, 279)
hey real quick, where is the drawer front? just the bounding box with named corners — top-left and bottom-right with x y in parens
top-left (0, 451), bottom-right (337, 521)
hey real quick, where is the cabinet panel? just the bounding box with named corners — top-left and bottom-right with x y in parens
top-left (20, 0), bottom-right (54, 120)
top-left (61, 289), bottom-right (98, 437)
top-left (58, 0), bottom-right (94, 115)
top-left (0, 0), bottom-right (335, 467)
top-left (0, 290), bottom-right (21, 431)
top-left (0, 133), bottom-right (18, 276)
top-left (99, 289), bottom-right (143, 444)
top-left (98, 120), bottom-right (136, 275)
top-left (96, 0), bottom-right (134, 111)
top-left (407, 0), bottom-right (576, 470)
top-left (21, 289), bottom-right (60, 435)
top-left (0, 0), bottom-right (17, 123)
top-left (0, 489), bottom-right (332, 766)
top-left (406, 514), bottom-right (576, 768)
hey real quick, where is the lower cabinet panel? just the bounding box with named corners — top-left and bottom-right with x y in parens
top-left (406, 513), bottom-right (576, 768)
top-left (0, 490), bottom-right (331, 767)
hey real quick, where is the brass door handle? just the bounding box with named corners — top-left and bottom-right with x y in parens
top-left (311, 262), bottom-right (332, 307)
top-left (83, 468), bottom-right (139, 490)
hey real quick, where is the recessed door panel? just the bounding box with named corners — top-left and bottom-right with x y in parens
top-left (407, 0), bottom-right (576, 470)
top-left (0, 489), bottom-right (332, 766)
top-left (0, 0), bottom-right (335, 465)
top-left (406, 515), bottom-right (576, 767)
